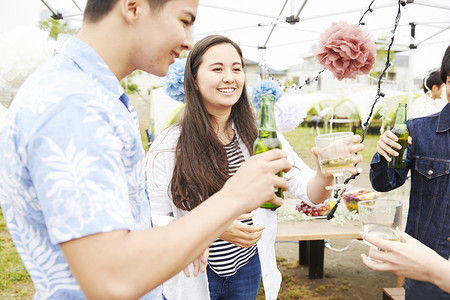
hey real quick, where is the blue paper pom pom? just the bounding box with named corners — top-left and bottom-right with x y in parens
top-left (251, 80), bottom-right (283, 109)
top-left (161, 58), bottom-right (186, 102)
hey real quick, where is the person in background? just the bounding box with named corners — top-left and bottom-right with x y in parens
top-left (368, 45), bottom-right (450, 300)
top-left (146, 35), bottom-right (364, 300)
top-left (360, 231), bottom-right (450, 294)
top-left (408, 70), bottom-right (446, 119)
top-left (0, 1), bottom-right (292, 299)
top-left (309, 114), bottom-right (323, 135)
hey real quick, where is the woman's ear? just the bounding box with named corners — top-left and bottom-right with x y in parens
top-left (431, 83), bottom-right (443, 99)
top-left (194, 79), bottom-right (199, 90)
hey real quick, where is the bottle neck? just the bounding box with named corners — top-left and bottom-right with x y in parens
top-left (258, 95), bottom-right (277, 136)
top-left (393, 104), bottom-right (407, 130)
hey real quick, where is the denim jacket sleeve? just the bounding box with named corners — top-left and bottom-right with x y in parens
top-left (369, 152), bottom-right (410, 192)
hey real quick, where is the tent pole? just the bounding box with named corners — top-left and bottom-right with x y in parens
top-left (262, 0), bottom-right (288, 48)
top-left (412, 1), bottom-right (450, 10)
top-left (40, 0), bottom-right (62, 19)
top-left (71, 0), bottom-right (82, 11)
top-left (199, 3), bottom-right (282, 20)
top-left (295, 0), bottom-right (309, 19)
top-left (415, 25), bottom-right (450, 47)
top-left (300, 3), bottom-right (396, 21)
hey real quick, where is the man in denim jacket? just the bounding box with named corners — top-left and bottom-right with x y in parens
top-left (370, 45), bottom-right (450, 300)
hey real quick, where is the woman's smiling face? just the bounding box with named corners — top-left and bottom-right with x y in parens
top-left (195, 43), bottom-right (245, 115)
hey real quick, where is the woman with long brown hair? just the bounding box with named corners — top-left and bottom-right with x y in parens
top-left (146, 35), bottom-right (364, 300)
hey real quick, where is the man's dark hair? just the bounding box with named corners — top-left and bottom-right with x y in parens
top-left (423, 70), bottom-right (443, 93)
top-left (83, 0), bottom-right (168, 23)
top-left (440, 45), bottom-right (450, 83)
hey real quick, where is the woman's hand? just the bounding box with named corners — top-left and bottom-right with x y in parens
top-left (219, 213), bottom-right (264, 248)
top-left (312, 134), bottom-right (364, 176)
top-left (183, 248), bottom-right (209, 277)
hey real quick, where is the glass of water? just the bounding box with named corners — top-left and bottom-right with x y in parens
top-left (358, 198), bottom-right (403, 245)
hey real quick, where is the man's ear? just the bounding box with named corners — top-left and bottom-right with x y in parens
top-left (119, 0), bottom-right (140, 24)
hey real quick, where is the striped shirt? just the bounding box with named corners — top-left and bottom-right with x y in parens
top-left (208, 134), bottom-right (258, 277)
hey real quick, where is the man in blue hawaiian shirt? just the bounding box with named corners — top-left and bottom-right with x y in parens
top-left (0, 0), bottom-right (290, 299)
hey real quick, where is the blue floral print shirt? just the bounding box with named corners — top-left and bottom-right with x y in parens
top-left (0, 34), bottom-right (159, 299)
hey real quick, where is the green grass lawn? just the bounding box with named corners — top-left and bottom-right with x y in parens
top-left (283, 126), bottom-right (379, 168)
top-left (0, 210), bottom-right (34, 299)
top-left (0, 124), bottom-right (381, 299)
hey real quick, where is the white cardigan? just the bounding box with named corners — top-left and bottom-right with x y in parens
top-left (146, 124), bottom-right (316, 300)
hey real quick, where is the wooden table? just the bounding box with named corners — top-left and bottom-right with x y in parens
top-left (276, 218), bottom-right (361, 279)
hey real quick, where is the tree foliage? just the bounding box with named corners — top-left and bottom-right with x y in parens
top-left (38, 18), bottom-right (78, 40)
top-left (121, 71), bottom-right (142, 95)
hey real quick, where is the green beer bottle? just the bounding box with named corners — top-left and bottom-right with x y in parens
top-left (388, 103), bottom-right (408, 169)
top-left (253, 94), bottom-right (283, 209)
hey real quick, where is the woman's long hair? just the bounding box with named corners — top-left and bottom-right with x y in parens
top-left (171, 35), bottom-right (257, 211)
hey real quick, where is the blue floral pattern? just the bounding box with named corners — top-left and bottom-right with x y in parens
top-left (0, 35), bottom-right (159, 299)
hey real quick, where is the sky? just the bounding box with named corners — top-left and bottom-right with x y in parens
top-left (1, 0), bottom-right (450, 78)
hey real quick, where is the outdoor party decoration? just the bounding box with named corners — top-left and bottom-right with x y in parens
top-left (313, 21), bottom-right (377, 81)
top-left (250, 80), bottom-right (283, 110)
top-left (251, 80), bottom-right (307, 132)
top-left (0, 26), bottom-right (56, 91)
top-left (274, 98), bottom-right (306, 132)
top-left (161, 58), bottom-right (186, 102)
top-left (312, 0), bottom-right (405, 220)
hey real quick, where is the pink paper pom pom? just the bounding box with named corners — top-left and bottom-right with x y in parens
top-left (314, 21), bottom-right (376, 81)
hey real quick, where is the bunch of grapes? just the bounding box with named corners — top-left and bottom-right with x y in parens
top-left (295, 201), bottom-right (331, 217)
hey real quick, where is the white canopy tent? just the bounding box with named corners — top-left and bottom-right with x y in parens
top-left (2, 0), bottom-right (449, 135)
top-left (24, 0), bottom-right (450, 75)
top-left (195, 0), bottom-right (450, 74)
top-left (31, 0), bottom-right (450, 96)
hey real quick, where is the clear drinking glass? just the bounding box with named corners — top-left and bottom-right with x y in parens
top-left (358, 198), bottom-right (403, 245)
top-left (315, 132), bottom-right (355, 190)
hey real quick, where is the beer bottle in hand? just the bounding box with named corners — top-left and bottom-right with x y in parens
top-left (388, 103), bottom-right (408, 169)
top-left (253, 94), bottom-right (283, 209)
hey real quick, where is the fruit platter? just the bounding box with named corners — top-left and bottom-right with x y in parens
top-left (341, 188), bottom-right (380, 212)
top-left (295, 200), bottom-right (335, 218)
